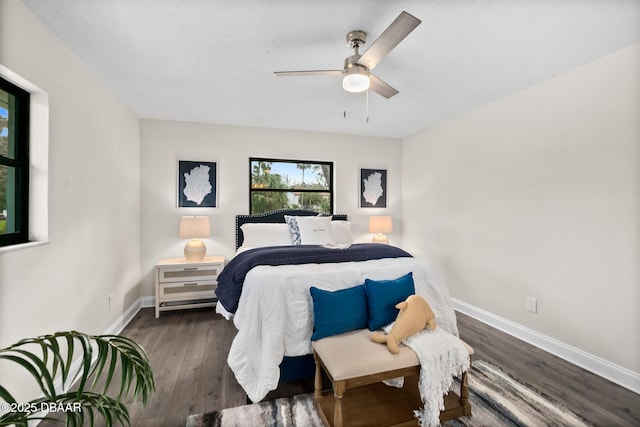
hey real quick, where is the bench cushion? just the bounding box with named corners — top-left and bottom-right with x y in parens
top-left (312, 329), bottom-right (475, 382)
top-left (312, 329), bottom-right (419, 381)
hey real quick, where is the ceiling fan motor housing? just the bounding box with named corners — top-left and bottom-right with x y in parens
top-left (344, 55), bottom-right (368, 73)
top-left (346, 30), bottom-right (367, 48)
top-left (343, 32), bottom-right (370, 93)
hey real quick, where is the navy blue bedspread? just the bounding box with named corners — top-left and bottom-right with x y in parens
top-left (216, 244), bottom-right (412, 314)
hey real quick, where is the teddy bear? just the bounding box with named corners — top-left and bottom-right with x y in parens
top-left (370, 294), bottom-right (437, 354)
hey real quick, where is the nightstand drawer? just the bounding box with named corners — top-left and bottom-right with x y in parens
top-left (159, 280), bottom-right (217, 300)
top-left (158, 264), bottom-right (221, 283)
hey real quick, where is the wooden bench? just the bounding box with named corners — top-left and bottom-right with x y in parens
top-left (312, 329), bottom-right (473, 427)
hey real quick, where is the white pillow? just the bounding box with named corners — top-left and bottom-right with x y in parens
top-left (331, 221), bottom-right (352, 244)
top-left (295, 216), bottom-right (333, 245)
top-left (240, 223), bottom-right (291, 248)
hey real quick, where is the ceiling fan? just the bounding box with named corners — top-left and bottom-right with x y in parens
top-left (274, 11), bottom-right (421, 99)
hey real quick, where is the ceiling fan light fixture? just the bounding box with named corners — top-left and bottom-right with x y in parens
top-left (343, 67), bottom-right (370, 93)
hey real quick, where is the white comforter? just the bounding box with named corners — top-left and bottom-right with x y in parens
top-left (225, 257), bottom-right (458, 402)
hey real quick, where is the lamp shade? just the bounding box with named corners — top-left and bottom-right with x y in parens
top-left (179, 216), bottom-right (210, 239)
top-left (368, 216), bottom-right (393, 234)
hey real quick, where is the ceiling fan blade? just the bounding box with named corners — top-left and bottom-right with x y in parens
top-left (357, 11), bottom-right (421, 71)
top-left (369, 74), bottom-right (399, 99)
top-left (274, 70), bottom-right (343, 77)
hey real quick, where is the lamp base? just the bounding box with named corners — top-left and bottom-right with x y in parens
top-left (184, 239), bottom-right (206, 261)
top-left (372, 233), bottom-right (389, 244)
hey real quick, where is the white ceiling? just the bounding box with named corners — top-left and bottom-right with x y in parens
top-left (23, 0), bottom-right (640, 139)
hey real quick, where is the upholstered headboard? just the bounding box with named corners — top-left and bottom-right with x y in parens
top-left (235, 209), bottom-right (348, 249)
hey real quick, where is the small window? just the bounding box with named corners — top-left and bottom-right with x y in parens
top-left (0, 76), bottom-right (30, 246)
top-left (249, 158), bottom-right (333, 215)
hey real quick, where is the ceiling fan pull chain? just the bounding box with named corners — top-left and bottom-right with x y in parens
top-left (343, 89), bottom-right (347, 119)
top-left (366, 89), bottom-right (369, 123)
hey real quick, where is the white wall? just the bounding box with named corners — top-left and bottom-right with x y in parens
top-left (0, 0), bottom-right (141, 401)
top-left (140, 119), bottom-right (401, 296)
top-left (402, 43), bottom-right (640, 374)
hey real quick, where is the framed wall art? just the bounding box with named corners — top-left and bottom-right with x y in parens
top-left (360, 168), bottom-right (387, 208)
top-left (178, 160), bottom-right (217, 207)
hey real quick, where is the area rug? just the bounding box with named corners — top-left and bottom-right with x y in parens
top-left (186, 360), bottom-right (593, 427)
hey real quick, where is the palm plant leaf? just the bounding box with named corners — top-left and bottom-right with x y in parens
top-left (0, 352), bottom-right (56, 398)
top-left (0, 331), bottom-right (154, 426)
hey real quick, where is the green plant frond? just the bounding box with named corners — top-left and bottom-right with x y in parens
top-left (1, 332), bottom-right (153, 427)
top-left (44, 391), bottom-right (130, 426)
top-left (0, 353), bottom-right (56, 398)
top-left (88, 392), bottom-right (130, 427)
top-left (106, 343), bottom-right (120, 396)
top-left (45, 335), bottom-right (62, 379)
top-left (91, 335), bottom-right (155, 403)
top-left (70, 332), bottom-right (94, 397)
top-left (44, 334), bottom-right (75, 385)
top-left (84, 403), bottom-right (95, 427)
top-left (0, 413), bottom-right (29, 426)
top-left (18, 337), bottom-right (52, 378)
top-left (0, 384), bottom-right (18, 405)
top-left (63, 334), bottom-right (76, 383)
top-left (118, 354), bottom-right (132, 402)
top-left (11, 348), bottom-right (59, 396)
top-left (89, 339), bottom-right (110, 392)
top-left (0, 335), bottom-right (79, 397)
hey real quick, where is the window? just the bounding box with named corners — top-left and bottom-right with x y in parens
top-left (250, 158), bottom-right (333, 215)
top-left (0, 76), bottom-right (30, 246)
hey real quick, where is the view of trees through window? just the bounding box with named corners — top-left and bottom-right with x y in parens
top-left (250, 158), bottom-right (333, 214)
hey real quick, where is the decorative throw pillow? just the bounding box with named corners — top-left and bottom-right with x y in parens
top-left (284, 215), bottom-right (302, 245)
top-left (310, 285), bottom-right (368, 341)
top-left (296, 216), bottom-right (332, 245)
top-left (364, 272), bottom-right (415, 331)
top-left (285, 215), bottom-right (333, 245)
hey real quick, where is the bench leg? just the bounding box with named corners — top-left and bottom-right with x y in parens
top-left (333, 381), bottom-right (345, 427)
top-left (314, 352), bottom-right (323, 400)
top-left (460, 371), bottom-right (471, 415)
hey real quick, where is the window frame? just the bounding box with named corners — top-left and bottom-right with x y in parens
top-left (249, 157), bottom-right (334, 215)
top-left (0, 76), bottom-right (30, 247)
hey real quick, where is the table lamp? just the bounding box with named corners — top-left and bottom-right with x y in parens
top-left (179, 216), bottom-right (210, 261)
top-left (368, 215), bottom-right (393, 244)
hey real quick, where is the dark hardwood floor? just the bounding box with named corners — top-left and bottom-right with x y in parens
top-left (456, 313), bottom-right (640, 427)
top-left (59, 307), bottom-right (640, 427)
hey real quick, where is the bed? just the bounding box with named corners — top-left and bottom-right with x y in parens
top-left (214, 209), bottom-right (459, 403)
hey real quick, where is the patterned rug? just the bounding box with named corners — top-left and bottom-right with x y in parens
top-left (186, 360), bottom-right (593, 426)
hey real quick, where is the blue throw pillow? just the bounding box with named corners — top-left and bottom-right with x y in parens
top-left (310, 285), bottom-right (368, 341)
top-left (364, 272), bottom-right (415, 331)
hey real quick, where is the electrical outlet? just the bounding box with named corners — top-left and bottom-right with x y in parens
top-left (526, 296), bottom-right (537, 313)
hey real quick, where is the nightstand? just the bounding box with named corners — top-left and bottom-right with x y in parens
top-left (154, 256), bottom-right (225, 318)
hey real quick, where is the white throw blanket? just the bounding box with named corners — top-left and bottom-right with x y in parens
top-left (227, 257), bottom-right (459, 402)
top-left (403, 328), bottom-right (470, 427)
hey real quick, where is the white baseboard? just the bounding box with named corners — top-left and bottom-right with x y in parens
top-left (104, 296), bottom-right (156, 335)
top-left (452, 298), bottom-right (640, 395)
top-left (139, 296), bottom-right (155, 308)
top-left (104, 298), bottom-right (142, 335)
